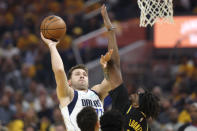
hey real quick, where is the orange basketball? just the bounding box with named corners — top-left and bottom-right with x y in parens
top-left (40, 15), bottom-right (66, 41)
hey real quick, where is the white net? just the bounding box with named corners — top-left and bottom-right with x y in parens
top-left (137, 0), bottom-right (174, 27)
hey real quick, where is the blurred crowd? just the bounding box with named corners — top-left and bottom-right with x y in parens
top-left (144, 56), bottom-right (197, 131)
top-left (0, 0), bottom-right (197, 131)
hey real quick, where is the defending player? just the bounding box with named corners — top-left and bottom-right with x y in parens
top-left (101, 4), bottom-right (160, 131)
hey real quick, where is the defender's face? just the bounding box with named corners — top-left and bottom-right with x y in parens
top-left (130, 91), bottom-right (145, 107)
top-left (70, 69), bottom-right (89, 90)
top-left (130, 93), bottom-right (140, 107)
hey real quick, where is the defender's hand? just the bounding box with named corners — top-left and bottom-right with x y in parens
top-left (100, 49), bottom-right (113, 69)
top-left (40, 32), bottom-right (60, 47)
top-left (101, 5), bottom-right (113, 30)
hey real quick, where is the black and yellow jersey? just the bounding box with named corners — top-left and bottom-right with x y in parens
top-left (109, 84), bottom-right (150, 131)
top-left (125, 105), bottom-right (149, 131)
top-left (109, 84), bottom-right (130, 115)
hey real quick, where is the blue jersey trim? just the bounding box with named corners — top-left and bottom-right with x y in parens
top-left (90, 89), bottom-right (99, 97)
top-left (68, 90), bottom-right (78, 115)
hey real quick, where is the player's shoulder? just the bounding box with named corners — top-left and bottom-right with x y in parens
top-left (89, 89), bottom-right (99, 96)
top-left (126, 106), bottom-right (146, 120)
top-left (110, 83), bottom-right (125, 92)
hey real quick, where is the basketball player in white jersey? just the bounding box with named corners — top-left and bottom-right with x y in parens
top-left (40, 4), bottom-right (122, 131)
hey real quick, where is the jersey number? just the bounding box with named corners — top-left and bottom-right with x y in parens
top-left (95, 109), bottom-right (103, 116)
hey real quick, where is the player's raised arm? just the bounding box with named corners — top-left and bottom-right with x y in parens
top-left (92, 49), bottom-right (113, 101)
top-left (40, 33), bottom-right (73, 107)
top-left (101, 5), bottom-right (123, 88)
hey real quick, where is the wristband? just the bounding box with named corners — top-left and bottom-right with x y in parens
top-left (107, 26), bottom-right (116, 31)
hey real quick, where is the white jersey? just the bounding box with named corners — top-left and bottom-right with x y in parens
top-left (185, 125), bottom-right (197, 131)
top-left (60, 89), bottom-right (104, 131)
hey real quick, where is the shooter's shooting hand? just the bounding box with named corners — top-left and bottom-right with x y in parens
top-left (40, 32), bottom-right (60, 47)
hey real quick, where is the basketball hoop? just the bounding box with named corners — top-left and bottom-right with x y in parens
top-left (137, 0), bottom-right (174, 27)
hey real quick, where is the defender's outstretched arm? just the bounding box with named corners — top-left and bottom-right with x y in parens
top-left (101, 5), bottom-right (123, 88)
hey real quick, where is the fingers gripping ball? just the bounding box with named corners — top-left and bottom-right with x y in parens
top-left (40, 15), bottom-right (66, 41)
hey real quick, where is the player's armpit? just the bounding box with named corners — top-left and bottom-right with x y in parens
top-left (57, 87), bottom-right (74, 108)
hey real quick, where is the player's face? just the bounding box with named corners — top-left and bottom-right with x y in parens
top-left (70, 69), bottom-right (89, 90)
top-left (130, 92), bottom-right (141, 107)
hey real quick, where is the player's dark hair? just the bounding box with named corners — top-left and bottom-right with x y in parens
top-left (77, 106), bottom-right (98, 131)
top-left (138, 91), bottom-right (160, 119)
top-left (100, 110), bottom-right (125, 131)
top-left (68, 64), bottom-right (88, 80)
